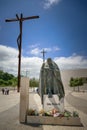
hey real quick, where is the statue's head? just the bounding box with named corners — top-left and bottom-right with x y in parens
top-left (47, 58), bottom-right (52, 64)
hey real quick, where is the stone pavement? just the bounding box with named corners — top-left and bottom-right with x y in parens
top-left (66, 92), bottom-right (87, 114)
top-left (71, 91), bottom-right (87, 101)
top-left (43, 90), bottom-right (87, 130)
top-left (65, 91), bottom-right (87, 128)
top-left (0, 90), bottom-right (43, 130)
top-left (0, 90), bottom-right (19, 113)
top-left (0, 90), bottom-right (87, 130)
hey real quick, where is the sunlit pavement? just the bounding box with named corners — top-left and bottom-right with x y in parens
top-left (0, 90), bottom-right (20, 113)
top-left (0, 90), bottom-right (87, 130)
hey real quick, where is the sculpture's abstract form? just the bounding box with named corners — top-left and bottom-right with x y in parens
top-left (39, 58), bottom-right (65, 103)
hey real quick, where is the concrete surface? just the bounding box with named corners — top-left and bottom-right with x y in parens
top-left (0, 90), bottom-right (87, 130)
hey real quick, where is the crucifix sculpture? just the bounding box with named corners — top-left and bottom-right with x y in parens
top-left (5, 13), bottom-right (39, 92)
top-left (41, 49), bottom-right (47, 63)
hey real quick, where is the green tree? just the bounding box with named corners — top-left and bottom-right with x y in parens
top-left (77, 78), bottom-right (83, 92)
top-left (69, 77), bottom-right (84, 92)
top-left (12, 77), bottom-right (18, 87)
top-left (0, 70), bottom-right (3, 78)
top-left (0, 79), bottom-right (4, 86)
top-left (69, 77), bottom-right (76, 91)
top-left (0, 70), bottom-right (17, 87)
top-left (30, 78), bottom-right (39, 88)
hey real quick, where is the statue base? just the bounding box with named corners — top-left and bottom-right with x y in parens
top-left (43, 94), bottom-right (64, 112)
top-left (27, 116), bottom-right (82, 126)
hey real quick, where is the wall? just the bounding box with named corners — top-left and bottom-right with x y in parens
top-left (60, 69), bottom-right (87, 91)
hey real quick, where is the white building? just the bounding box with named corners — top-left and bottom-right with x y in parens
top-left (60, 69), bottom-right (87, 91)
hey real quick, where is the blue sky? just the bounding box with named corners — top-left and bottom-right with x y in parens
top-left (0, 0), bottom-right (87, 78)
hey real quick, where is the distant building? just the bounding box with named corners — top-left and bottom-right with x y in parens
top-left (61, 69), bottom-right (87, 91)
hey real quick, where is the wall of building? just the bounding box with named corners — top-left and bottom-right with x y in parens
top-left (60, 69), bottom-right (87, 91)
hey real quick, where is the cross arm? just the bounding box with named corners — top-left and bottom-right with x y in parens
top-left (41, 50), bottom-right (47, 54)
top-left (5, 15), bottom-right (39, 22)
top-left (5, 18), bottom-right (18, 22)
top-left (22, 15), bottom-right (39, 21)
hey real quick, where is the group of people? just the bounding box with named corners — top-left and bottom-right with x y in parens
top-left (2, 88), bottom-right (9, 95)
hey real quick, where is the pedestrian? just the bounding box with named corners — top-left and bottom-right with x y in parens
top-left (7, 89), bottom-right (9, 95)
top-left (2, 88), bottom-right (5, 94)
top-left (4, 88), bottom-right (7, 95)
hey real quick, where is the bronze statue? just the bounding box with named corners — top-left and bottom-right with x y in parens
top-left (39, 58), bottom-right (65, 103)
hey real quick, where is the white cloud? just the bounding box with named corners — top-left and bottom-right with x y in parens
top-left (0, 45), bottom-right (87, 79)
top-left (30, 47), bottom-right (52, 56)
top-left (43, 47), bottom-right (52, 52)
top-left (0, 45), bottom-right (18, 75)
top-left (29, 46), bottom-right (60, 56)
top-left (53, 46), bottom-right (60, 51)
top-left (30, 48), bottom-right (41, 56)
top-left (54, 54), bottom-right (87, 70)
top-left (30, 44), bottom-right (40, 48)
top-left (21, 56), bottom-right (42, 78)
top-left (0, 45), bottom-right (18, 60)
top-left (44, 0), bottom-right (61, 9)
top-left (0, 45), bottom-right (42, 78)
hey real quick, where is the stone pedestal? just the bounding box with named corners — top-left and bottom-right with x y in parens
top-left (43, 94), bottom-right (64, 112)
top-left (19, 77), bottom-right (29, 123)
top-left (27, 116), bottom-right (82, 126)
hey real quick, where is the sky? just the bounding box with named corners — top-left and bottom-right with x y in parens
top-left (0, 0), bottom-right (87, 78)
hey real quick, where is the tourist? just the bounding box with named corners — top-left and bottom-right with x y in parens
top-left (2, 88), bottom-right (4, 94)
top-left (7, 89), bottom-right (9, 95)
top-left (4, 88), bottom-right (7, 95)
top-left (4, 88), bottom-right (9, 95)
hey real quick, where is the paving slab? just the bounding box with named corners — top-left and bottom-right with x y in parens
top-left (0, 90), bottom-right (87, 130)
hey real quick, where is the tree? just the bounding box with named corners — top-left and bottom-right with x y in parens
top-left (30, 78), bottom-right (39, 88)
top-left (0, 79), bottom-right (4, 86)
top-left (69, 77), bottom-right (76, 91)
top-left (0, 70), bottom-right (17, 87)
top-left (12, 78), bottom-right (18, 87)
top-left (69, 77), bottom-right (84, 92)
top-left (77, 78), bottom-right (83, 92)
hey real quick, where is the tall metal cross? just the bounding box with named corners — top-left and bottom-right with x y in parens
top-left (5, 13), bottom-right (39, 92)
top-left (41, 49), bottom-right (47, 63)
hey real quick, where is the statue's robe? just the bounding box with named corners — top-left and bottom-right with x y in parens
top-left (39, 58), bottom-right (65, 103)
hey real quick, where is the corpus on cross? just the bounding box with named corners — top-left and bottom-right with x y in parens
top-left (5, 13), bottom-right (39, 92)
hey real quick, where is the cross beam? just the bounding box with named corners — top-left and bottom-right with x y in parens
top-left (5, 15), bottom-right (39, 22)
top-left (41, 49), bottom-right (47, 63)
top-left (5, 13), bottom-right (39, 92)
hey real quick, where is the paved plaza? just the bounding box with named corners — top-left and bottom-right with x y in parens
top-left (0, 90), bottom-right (87, 130)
